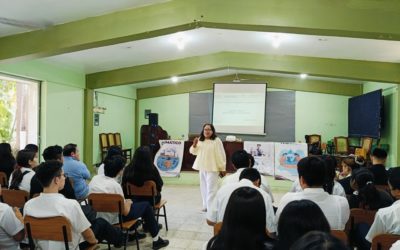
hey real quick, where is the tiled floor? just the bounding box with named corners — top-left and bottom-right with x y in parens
top-left (101, 184), bottom-right (287, 250)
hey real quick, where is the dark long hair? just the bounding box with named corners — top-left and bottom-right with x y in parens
top-left (0, 143), bottom-right (16, 176)
top-left (207, 187), bottom-right (267, 250)
top-left (277, 200), bottom-right (331, 250)
top-left (322, 155), bottom-right (337, 194)
top-left (199, 123), bottom-right (217, 141)
top-left (123, 146), bottom-right (154, 186)
top-left (10, 149), bottom-right (36, 190)
top-left (351, 169), bottom-right (380, 209)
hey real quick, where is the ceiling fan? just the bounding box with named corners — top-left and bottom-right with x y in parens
top-left (0, 17), bottom-right (48, 30)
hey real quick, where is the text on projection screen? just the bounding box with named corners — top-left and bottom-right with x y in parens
top-left (212, 83), bottom-right (266, 135)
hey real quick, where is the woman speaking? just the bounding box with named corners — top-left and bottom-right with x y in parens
top-left (190, 123), bottom-right (226, 212)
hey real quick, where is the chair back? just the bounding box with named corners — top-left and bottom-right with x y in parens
top-left (305, 134), bottom-right (321, 145)
top-left (0, 171), bottom-right (7, 187)
top-left (107, 133), bottom-right (116, 147)
top-left (213, 222), bottom-right (222, 236)
top-left (126, 181), bottom-right (157, 205)
top-left (115, 133), bottom-right (122, 147)
top-left (88, 193), bottom-right (124, 213)
top-left (331, 230), bottom-right (348, 245)
top-left (2, 189), bottom-right (29, 207)
top-left (361, 137), bottom-right (373, 154)
top-left (99, 133), bottom-right (109, 150)
top-left (334, 136), bottom-right (349, 155)
top-left (371, 234), bottom-right (400, 250)
top-left (346, 208), bottom-right (376, 233)
top-left (24, 215), bottom-right (72, 249)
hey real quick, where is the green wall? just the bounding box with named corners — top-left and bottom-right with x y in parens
top-left (92, 85), bottom-right (136, 164)
top-left (363, 82), bottom-right (398, 167)
top-left (0, 60), bottom-right (86, 161)
top-left (137, 90), bottom-right (350, 145)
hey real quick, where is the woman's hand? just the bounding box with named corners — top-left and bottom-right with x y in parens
top-left (193, 137), bottom-right (199, 148)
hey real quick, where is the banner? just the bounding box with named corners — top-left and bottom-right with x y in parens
top-left (154, 140), bottom-right (184, 177)
top-left (274, 143), bottom-right (308, 181)
top-left (244, 141), bottom-right (275, 176)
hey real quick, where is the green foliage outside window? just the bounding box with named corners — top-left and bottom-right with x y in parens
top-left (0, 80), bottom-right (16, 142)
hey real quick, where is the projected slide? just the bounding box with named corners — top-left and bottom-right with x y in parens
top-left (212, 83), bottom-right (267, 135)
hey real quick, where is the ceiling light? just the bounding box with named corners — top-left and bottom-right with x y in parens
top-left (171, 76), bottom-right (178, 83)
top-left (176, 38), bottom-right (185, 50)
top-left (271, 35), bottom-right (281, 48)
top-left (300, 73), bottom-right (308, 79)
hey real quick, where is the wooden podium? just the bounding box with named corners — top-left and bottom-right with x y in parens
top-left (182, 141), bottom-right (243, 172)
top-left (140, 125), bottom-right (168, 156)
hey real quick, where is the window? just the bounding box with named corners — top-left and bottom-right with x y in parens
top-left (0, 74), bottom-right (39, 149)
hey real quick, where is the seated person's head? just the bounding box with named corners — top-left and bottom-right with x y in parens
top-left (290, 231), bottom-right (349, 250)
top-left (371, 148), bottom-right (387, 164)
top-left (232, 150), bottom-right (250, 169)
top-left (24, 144), bottom-right (39, 154)
top-left (321, 155), bottom-right (338, 194)
top-left (239, 168), bottom-right (261, 187)
top-left (42, 145), bottom-right (63, 162)
top-left (16, 149), bottom-right (37, 169)
top-left (297, 156), bottom-right (326, 188)
top-left (105, 146), bottom-right (123, 161)
top-left (104, 155), bottom-right (126, 178)
top-left (63, 143), bottom-right (79, 160)
top-left (35, 160), bottom-right (65, 190)
top-left (132, 146), bottom-right (153, 169)
top-left (208, 187), bottom-right (266, 250)
top-left (341, 157), bottom-right (358, 177)
top-left (277, 200), bottom-right (330, 250)
top-left (388, 167), bottom-right (400, 198)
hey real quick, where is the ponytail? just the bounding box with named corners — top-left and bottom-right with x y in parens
top-left (9, 166), bottom-right (23, 190)
top-left (353, 169), bottom-right (380, 210)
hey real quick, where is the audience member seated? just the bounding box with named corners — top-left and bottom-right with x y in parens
top-left (24, 144), bottom-right (39, 162)
top-left (9, 149), bottom-right (37, 192)
top-left (338, 156), bottom-right (364, 195)
top-left (23, 161), bottom-right (99, 249)
top-left (277, 157), bottom-right (349, 230)
top-left (97, 145), bottom-right (123, 176)
top-left (366, 167), bottom-right (400, 244)
top-left (290, 231), bottom-right (349, 250)
top-left (0, 186), bottom-right (25, 250)
top-left (122, 146), bottom-right (163, 205)
top-left (207, 168), bottom-right (276, 236)
top-left (275, 200), bottom-right (331, 250)
top-left (289, 156), bottom-right (345, 197)
top-left (0, 143), bottom-right (16, 179)
top-left (62, 143), bottom-right (90, 200)
top-left (89, 155), bottom-right (169, 249)
top-left (206, 186), bottom-right (273, 250)
top-left (30, 145), bottom-right (76, 199)
top-left (368, 148), bottom-right (388, 185)
top-left (348, 168), bottom-right (393, 210)
top-left (220, 150), bottom-right (274, 202)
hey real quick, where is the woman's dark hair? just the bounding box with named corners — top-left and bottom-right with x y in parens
top-left (199, 123), bottom-right (217, 141)
top-left (123, 146), bottom-right (154, 186)
top-left (277, 200), bottom-right (331, 250)
top-left (207, 187), bottom-right (267, 250)
top-left (290, 231), bottom-right (349, 250)
top-left (104, 155), bottom-right (126, 178)
top-left (24, 144), bottom-right (39, 153)
top-left (0, 143), bottom-right (14, 160)
top-left (9, 149), bottom-right (36, 190)
top-left (351, 168), bottom-right (380, 209)
top-left (322, 155), bottom-right (337, 195)
top-left (342, 157), bottom-right (359, 172)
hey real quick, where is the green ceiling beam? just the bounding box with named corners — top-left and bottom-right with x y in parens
top-left (87, 52), bottom-right (400, 89)
top-left (2, 0), bottom-right (400, 62)
top-left (137, 74), bottom-right (362, 99)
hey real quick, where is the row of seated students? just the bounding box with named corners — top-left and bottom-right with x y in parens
top-left (205, 148), bottom-right (400, 250)
top-left (0, 143), bottom-right (169, 249)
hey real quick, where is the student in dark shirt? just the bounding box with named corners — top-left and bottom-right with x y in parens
top-left (122, 146), bottom-right (163, 205)
top-left (0, 143), bottom-right (16, 179)
top-left (30, 145), bottom-right (76, 199)
top-left (348, 168), bottom-right (393, 210)
top-left (368, 148), bottom-right (388, 185)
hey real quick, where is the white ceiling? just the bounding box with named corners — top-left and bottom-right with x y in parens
top-left (42, 27), bottom-right (400, 73)
top-left (0, 0), bottom-right (168, 37)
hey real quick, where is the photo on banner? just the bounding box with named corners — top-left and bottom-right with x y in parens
top-left (244, 141), bottom-right (275, 176)
top-left (274, 143), bottom-right (308, 181)
top-left (154, 140), bottom-right (184, 177)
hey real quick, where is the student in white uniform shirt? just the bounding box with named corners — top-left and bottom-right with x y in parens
top-left (276, 157), bottom-right (349, 230)
top-left (366, 167), bottom-right (400, 245)
top-left (190, 123), bottom-right (226, 212)
top-left (0, 187), bottom-right (25, 250)
top-left (221, 150), bottom-right (274, 202)
top-left (23, 161), bottom-right (97, 250)
top-left (207, 168), bottom-right (276, 236)
top-left (9, 149), bottom-right (37, 192)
